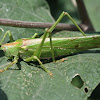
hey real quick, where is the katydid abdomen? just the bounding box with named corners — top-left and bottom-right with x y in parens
top-left (19, 35), bottom-right (100, 59)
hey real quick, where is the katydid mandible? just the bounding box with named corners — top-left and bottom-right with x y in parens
top-left (0, 11), bottom-right (99, 76)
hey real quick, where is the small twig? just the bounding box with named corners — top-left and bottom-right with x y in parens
top-left (0, 18), bottom-right (88, 31)
top-left (76, 0), bottom-right (95, 31)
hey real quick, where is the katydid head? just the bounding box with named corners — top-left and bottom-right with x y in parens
top-left (1, 41), bottom-right (22, 59)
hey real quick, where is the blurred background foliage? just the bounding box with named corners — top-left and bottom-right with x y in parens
top-left (46, 0), bottom-right (100, 32)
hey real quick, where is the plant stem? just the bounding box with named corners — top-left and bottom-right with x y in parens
top-left (0, 18), bottom-right (89, 31)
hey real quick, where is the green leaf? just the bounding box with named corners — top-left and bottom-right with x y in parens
top-left (0, 0), bottom-right (54, 41)
top-left (0, 0), bottom-right (100, 100)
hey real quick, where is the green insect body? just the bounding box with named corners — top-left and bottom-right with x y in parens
top-left (0, 11), bottom-right (99, 75)
top-left (38, 36), bottom-right (100, 58)
top-left (12, 36), bottom-right (100, 59)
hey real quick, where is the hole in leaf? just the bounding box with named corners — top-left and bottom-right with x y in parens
top-left (84, 87), bottom-right (88, 93)
top-left (71, 74), bottom-right (84, 89)
top-left (88, 83), bottom-right (100, 99)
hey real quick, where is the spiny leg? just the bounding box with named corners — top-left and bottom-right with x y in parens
top-left (33, 56), bottom-right (53, 76)
top-left (64, 12), bottom-right (86, 36)
top-left (47, 11), bottom-right (86, 36)
top-left (0, 30), bottom-right (14, 46)
top-left (0, 57), bottom-right (18, 72)
top-left (40, 28), bottom-right (55, 62)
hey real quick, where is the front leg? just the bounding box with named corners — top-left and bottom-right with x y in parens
top-left (0, 30), bottom-right (14, 45)
top-left (0, 57), bottom-right (18, 72)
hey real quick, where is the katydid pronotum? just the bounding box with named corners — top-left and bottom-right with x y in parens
top-left (0, 11), bottom-right (100, 76)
